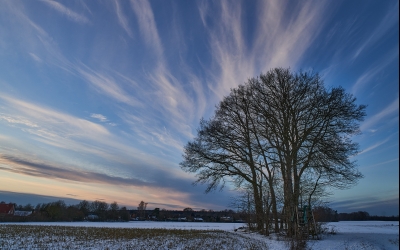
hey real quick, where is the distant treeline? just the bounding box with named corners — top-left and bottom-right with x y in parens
top-left (0, 200), bottom-right (130, 222)
top-left (313, 206), bottom-right (399, 222)
top-left (0, 200), bottom-right (241, 223)
top-left (1, 200), bottom-right (398, 222)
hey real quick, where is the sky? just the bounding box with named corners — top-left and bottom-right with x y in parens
top-left (0, 0), bottom-right (398, 216)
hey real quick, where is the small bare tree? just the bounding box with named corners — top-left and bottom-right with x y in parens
top-left (137, 201), bottom-right (147, 220)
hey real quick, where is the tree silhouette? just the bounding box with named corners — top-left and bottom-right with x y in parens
top-left (181, 68), bottom-right (366, 236)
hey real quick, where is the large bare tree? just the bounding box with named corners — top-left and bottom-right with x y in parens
top-left (181, 68), bottom-right (366, 237)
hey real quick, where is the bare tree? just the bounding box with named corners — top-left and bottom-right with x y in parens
top-left (251, 68), bottom-right (365, 236)
top-left (90, 200), bottom-right (109, 220)
top-left (110, 201), bottom-right (119, 220)
top-left (181, 68), bottom-right (366, 237)
top-left (77, 200), bottom-right (90, 216)
top-left (110, 201), bottom-right (119, 211)
top-left (137, 201), bottom-right (147, 219)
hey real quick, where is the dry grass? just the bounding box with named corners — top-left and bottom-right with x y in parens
top-left (0, 224), bottom-right (269, 249)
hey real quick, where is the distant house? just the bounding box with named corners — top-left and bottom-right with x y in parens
top-left (0, 203), bottom-right (15, 216)
top-left (14, 210), bottom-right (33, 217)
top-left (178, 217), bottom-right (187, 221)
top-left (194, 217), bottom-right (203, 222)
top-left (220, 216), bottom-right (232, 222)
top-left (86, 214), bottom-right (99, 220)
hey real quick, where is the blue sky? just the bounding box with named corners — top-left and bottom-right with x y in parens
top-left (0, 0), bottom-right (398, 215)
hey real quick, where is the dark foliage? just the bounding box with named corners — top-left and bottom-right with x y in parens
top-left (313, 206), bottom-right (338, 222)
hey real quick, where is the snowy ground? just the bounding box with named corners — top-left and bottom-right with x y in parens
top-left (1, 221), bottom-right (398, 249)
top-left (309, 221), bottom-right (399, 250)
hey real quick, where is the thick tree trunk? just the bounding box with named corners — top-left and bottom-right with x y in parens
top-left (252, 183), bottom-right (264, 232)
top-left (270, 189), bottom-right (279, 233)
top-left (267, 180), bottom-right (279, 233)
top-left (284, 166), bottom-right (295, 237)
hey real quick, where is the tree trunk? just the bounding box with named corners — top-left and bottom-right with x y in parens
top-left (284, 166), bottom-right (295, 237)
top-left (270, 187), bottom-right (279, 233)
top-left (252, 183), bottom-right (264, 232)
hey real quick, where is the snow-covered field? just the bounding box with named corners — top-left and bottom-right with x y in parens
top-left (1, 221), bottom-right (398, 249)
top-left (309, 221), bottom-right (399, 250)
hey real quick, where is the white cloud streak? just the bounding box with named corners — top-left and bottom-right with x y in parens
top-left (0, 114), bottom-right (38, 128)
top-left (90, 114), bottom-right (108, 122)
top-left (114, 0), bottom-right (133, 38)
top-left (148, 64), bottom-right (195, 138)
top-left (130, 0), bottom-right (162, 56)
top-left (351, 49), bottom-right (398, 95)
top-left (76, 64), bottom-right (141, 107)
top-left (28, 52), bottom-right (42, 63)
top-left (0, 94), bottom-right (109, 139)
top-left (358, 137), bottom-right (391, 155)
top-left (360, 97), bottom-right (399, 131)
top-left (1, 3), bottom-right (77, 74)
top-left (365, 158), bottom-right (399, 170)
top-left (352, 1), bottom-right (398, 60)
top-left (41, 0), bottom-right (89, 24)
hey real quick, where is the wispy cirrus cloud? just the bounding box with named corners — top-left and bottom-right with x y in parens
top-left (258, 0), bottom-right (328, 69)
top-left (129, 0), bottom-right (181, 112)
top-left (114, 0), bottom-right (133, 38)
top-left (4, 4), bottom-right (141, 110)
top-left (121, 110), bottom-right (185, 155)
top-left (352, 1), bottom-right (398, 60)
top-left (3, 0), bottom-right (199, 150)
top-left (201, 0), bottom-right (330, 99)
top-left (0, 94), bottom-right (119, 162)
top-left (1, 2), bottom-right (76, 74)
top-left (28, 52), bottom-right (42, 63)
top-left (358, 136), bottom-right (391, 155)
top-left (0, 94), bottom-right (189, 178)
top-left (148, 64), bottom-right (195, 137)
top-left (128, 0), bottom-right (200, 139)
top-left (203, 0), bottom-right (248, 99)
top-left (76, 64), bottom-right (141, 107)
top-left (364, 158), bottom-right (399, 170)
top-left (130, 0), bottom-right (162, 56)
top-left (0, 114), bottom-right (38, 128)
top-left (351, 48), bottom-right (398, 95)
top-left (90, 113), bottom-right (108, 122)
top-left (0, 94), bottom-right (109, 139)
top-left (41, 0), bottom-right (90, 24)
top-left (360, 97), bottom-right (399, 132)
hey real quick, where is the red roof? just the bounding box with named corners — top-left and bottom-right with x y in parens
top-left (0, 203), bottom-right (15, 214)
